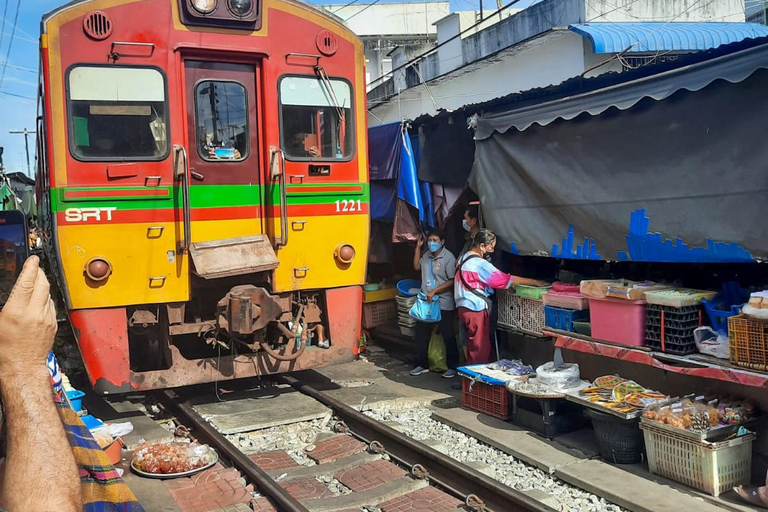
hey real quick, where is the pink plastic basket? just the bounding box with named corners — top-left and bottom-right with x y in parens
top-left (588, 297), bottom-right (647, 347)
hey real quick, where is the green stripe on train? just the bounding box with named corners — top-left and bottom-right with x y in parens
top-left (50, 183), bottom-right (369, 212)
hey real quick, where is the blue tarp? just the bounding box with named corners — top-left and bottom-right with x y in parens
top-left (369, 123), bottom-right (433, 227)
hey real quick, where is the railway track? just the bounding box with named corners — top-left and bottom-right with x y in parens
top-left (156, 378), bottom-right (557, 512)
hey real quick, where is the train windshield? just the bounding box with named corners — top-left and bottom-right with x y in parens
top-left (280, 76), bottom-right (353, 160)
top-left (67, 66), bottom-right (169, 161)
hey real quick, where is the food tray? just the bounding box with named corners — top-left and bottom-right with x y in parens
top-left (514, 285), bottom-right (550, 301)
top-left (644, 289), bottom-right (717, 307)
top-left (542, 291), bottom-right (589, 311)
top-left (639, 417), bottom-right (750, 442)
top-left (131, 449), bottom-right (218, 479)
top-left (641, 422), bottom-right (754, 496)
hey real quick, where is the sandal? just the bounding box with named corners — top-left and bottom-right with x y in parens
top-left (734, 486), bottom-right (768, 509)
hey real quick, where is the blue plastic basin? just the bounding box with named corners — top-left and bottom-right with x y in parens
top-left (397, 279), bottom-right (421, 297)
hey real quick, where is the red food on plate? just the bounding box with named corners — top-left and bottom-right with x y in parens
top-left (132, 442), bottom-right (214, 474)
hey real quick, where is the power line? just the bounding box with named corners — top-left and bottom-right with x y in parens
top-left (367, 0), bottom-right (529, 89)
top-left (0, 0), bottom-right (22, 91)
top-left (343, 0), bottom-right (382, 21)
top-left (330, 0), bottom-right (361, 15)
top-left (0, 0), bottom-right (8, 55)
top-left (0, 89), bottom-right (34, 101)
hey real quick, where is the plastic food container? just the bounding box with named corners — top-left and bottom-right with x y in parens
top-left (589, 297), bottom-right (647, 346)
top-left (514, 285), bottom-right (550, 301)
top-left (66, 389), bottom-right (86, 412)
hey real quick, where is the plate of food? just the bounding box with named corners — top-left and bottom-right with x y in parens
top-left (131, 441), bottom-right (218, 479)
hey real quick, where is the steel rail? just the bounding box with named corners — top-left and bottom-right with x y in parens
top-left (159, 390), bottom-right (310, 512)
top-left (278, 375), bottom-right (557, 512)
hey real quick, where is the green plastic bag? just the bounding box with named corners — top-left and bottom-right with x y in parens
top-left (428, 327), bottom-right (447, 373)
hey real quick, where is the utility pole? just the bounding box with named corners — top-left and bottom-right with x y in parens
top-left (9, 129), bottom-right (36, 177)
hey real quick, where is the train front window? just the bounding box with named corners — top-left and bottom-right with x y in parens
top-left (195, 80), bottom-right (249, 161)
top-left (67, 66), bottom-right (168, 161)
top-left (279, 76), bottom-right (353, 160)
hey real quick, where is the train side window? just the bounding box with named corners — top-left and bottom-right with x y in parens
top-left (195, 80), bottom-right (249, 162)
top-left (67, 66), bottom-right (168, 161)
top-left (279, 76), bottom-right (354, 161)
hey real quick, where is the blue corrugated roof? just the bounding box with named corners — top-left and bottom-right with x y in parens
top-left (570, 22), bottom-right (768, 54)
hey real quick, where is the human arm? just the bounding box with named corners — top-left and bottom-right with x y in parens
top-left (426, 279), bottom-right (454, 303)
top-left (413, 236), bottom-right (424, 271)
top-left (308, 146), bottom-right (320, 158)
top-left (0, 257), bottom-right (81, 512)
top-left (511, 276), bottom-right (550, 288)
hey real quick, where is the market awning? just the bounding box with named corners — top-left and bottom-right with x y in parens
top-left (474, 39), bottom-right (768, 138)
top-left (570, 22), bottom-right (768, 54)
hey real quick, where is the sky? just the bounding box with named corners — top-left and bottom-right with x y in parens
top-left (0, 0), bottom-right (540, 175)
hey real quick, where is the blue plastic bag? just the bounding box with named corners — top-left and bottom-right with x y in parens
top-left (409, 292), bottom-right (441, 323)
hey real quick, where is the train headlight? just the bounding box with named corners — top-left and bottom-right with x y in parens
top-left (85, 257), bottom-right (112, 282)
top-left (334, 244), bottom-right (356, 265)
top-left (192, 0), bottom-right (217, 13)
top-left (228, 0), bottom-right (253, 17)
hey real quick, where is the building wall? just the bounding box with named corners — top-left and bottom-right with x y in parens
top-left (369, 31), bottom-right (586, 124)
top-left (319, 1), bottom-right (450, 36)
top-left (585, 0), bottom-right (745, 22)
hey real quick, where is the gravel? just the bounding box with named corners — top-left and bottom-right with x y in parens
top-left (365, 407), bottom-right (628, 512)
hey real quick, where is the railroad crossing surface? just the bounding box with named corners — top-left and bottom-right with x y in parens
top-left (93, 344), bottom-right (755, 512)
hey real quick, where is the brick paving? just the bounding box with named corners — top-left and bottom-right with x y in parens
top-left (335, 459), bottom-right (407, 492)
top-left (279, 475), bottom-right (332, 500)
top-left (248, 450), bottom-right (300, 471)
top-left (251, 498), bottom-right (278, 512)
top-left (380, 487), bottom-right (462, 512)
top-left (305, 435), bottom-right (367, 464)
top-left (164, 465), bottom-right (255, 512)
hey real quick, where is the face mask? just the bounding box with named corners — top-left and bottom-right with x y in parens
top-left (428, 241), bottom-right (442, 253)
top-left (462, 219), bottom-right (471, 232)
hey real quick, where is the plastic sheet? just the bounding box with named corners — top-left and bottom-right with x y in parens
top-left (694, 327), bottom-right (729, 359)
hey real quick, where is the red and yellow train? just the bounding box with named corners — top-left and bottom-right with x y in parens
top-left (36, 0), bottom-right (369, 393)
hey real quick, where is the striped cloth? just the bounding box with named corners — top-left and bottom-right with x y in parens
top-left (57, 402), bottom-right (146, 512)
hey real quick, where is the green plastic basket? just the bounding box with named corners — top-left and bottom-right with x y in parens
top-left (514, 285), bottom-right (551, 301)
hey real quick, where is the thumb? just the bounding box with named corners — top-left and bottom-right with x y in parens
top-left (6, 256), bottom-right (40, 307)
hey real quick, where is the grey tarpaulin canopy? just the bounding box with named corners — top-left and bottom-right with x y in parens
top-left (470, 39), bottom-right (768, 263)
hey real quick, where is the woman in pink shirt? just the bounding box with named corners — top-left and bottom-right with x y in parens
top-left (455, 229), bottom-right (548, 364)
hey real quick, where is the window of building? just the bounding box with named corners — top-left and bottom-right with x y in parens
top-left (279, 76), bottom-right (354, 160)
top-left (195, 80), bottom-right (249, 161)
top-left (68, 66), bottom-right (168, 161)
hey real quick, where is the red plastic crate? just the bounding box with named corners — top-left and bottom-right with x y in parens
top-left (462, 377), bottom-right (511, 420)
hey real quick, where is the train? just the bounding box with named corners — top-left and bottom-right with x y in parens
top-left (36, 0), bottom-right (369, 393)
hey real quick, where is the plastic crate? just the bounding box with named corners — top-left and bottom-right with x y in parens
top-left (497, 290), bottom-right (520, 331)
top-left (544, 306), bottom-right (589, 333)
top-left (589, 297), bottom-right (646, 346)
top-left (362, 300), bottom-right (396, 328)
top-left (462, 376), bottom-right (511, 420)
top-left (518, 297), bottom-right (545, 336)
top-left (514, 285), bottom-right (550, 301)
top-left (728, 314), bottom-right (768, 370)
top-left (645, 304), bottom-right (702, 355)
top-left (641, 421), bottom-right (754, 496)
